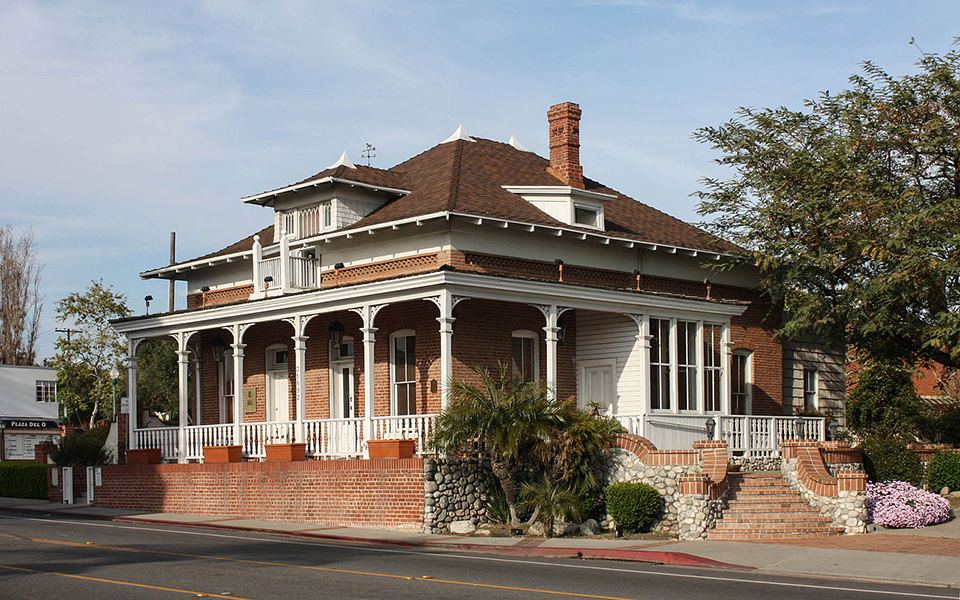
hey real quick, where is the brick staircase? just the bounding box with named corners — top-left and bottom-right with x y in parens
top-left (708, 471), bottom-right (845, 540)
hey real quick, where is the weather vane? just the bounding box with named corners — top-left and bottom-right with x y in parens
top-left (362, 143), bottom-right (376, 166)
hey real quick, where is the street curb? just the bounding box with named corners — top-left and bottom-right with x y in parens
top-left (111, 514), bottom-right (751, 570)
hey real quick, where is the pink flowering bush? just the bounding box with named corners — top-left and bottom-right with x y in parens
top-left (866, 481), bottom-right (951, 528)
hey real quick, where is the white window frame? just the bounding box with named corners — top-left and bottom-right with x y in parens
top-left (802, 367), bottom-right (818, 412)
top-left (702, 323), bottom-right (724, 413)
top-left (731, 349), bottom-right (752, 415)
top-left (329, 335), bottom-right (355, 419)
top-left (390, 330), bottom-right (417, 416)
top-left (649, 317), bottom-right (672, 411)
top-left (36, 380), bottom-right (57, 403)
top-left (511, 329), bottom-right (540, 382)
top-left (676, 320), bottom-right (698, 412)
top-left (648, 316), bottom-right (728, 415)
top-left (572, 202), bottom-right (602, 229)
top-left (218, 349), bottom-right (235, 424)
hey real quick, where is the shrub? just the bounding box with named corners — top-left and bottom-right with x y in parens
top-left (605, 482), bottom-right (661, 533)
top-left (927, 451), bottom-right (960, 493)
top-left (860, 435), bottom-right (924, 486)
top-left (0, 462), bottom-right (49, 499)
top-left (867, 481), bottom-right (951, 528)
top-left (847, 362), bottom-right (927, 438)
top-left (49, 431), bottom-right (114, 467)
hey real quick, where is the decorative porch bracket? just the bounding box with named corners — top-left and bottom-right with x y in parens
top-left (532, 304), bottom-right (572, 400)
top-left (350, 304), bottom-right (388, 455)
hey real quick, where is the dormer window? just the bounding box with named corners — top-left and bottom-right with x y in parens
top-left (574, 204), bottom-right (600, 228)
top-left (502, 186), bottom-right (614, 231)
top-left (281, 201), bottom-right (334, 240)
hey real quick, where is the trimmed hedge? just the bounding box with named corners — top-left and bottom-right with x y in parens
top-left (0, 462), bottom-right (48, 499)
top-left (606, 481), bottom-right (661, 533)
top-left (927, 451), bottom-right (960, 493)
top-left (860, 435), bottom-right (924, 486)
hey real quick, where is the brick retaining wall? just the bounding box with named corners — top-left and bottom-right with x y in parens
top-left (50, 459), bottom-right (425, 530)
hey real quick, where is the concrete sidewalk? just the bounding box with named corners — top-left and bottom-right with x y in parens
top-left (2, 497), bottom-right (958, 589)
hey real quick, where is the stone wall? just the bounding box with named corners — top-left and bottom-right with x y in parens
top-left (729, 456), bottom-right (782, 471)
top-left (782, 456), bottom-right (867, 534)
top-left (423, 457), bottom-right (494, 534)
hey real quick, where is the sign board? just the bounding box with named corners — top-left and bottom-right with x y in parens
top-left (120, 396), bottom-right (130, 414)
top-left (243, 387), bottom-right (257, 413)
top-left (3, 432), bottom-right (60, 461)
top-left (95, 468), bottom-right (102, 487)
top-left (1, 419), bottom-right (58, 430)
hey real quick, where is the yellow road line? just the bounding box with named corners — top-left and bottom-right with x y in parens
top-left (0, 563), bottom-right (255, 599)
top-left (0, 532), bottom-right (638, 599)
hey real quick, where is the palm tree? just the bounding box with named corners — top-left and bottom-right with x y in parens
top-left (520, 475), bottom-right (587, 538)
top-left (432, 364), bottom-right (566, 527)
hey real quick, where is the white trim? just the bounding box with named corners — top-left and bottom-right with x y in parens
top-left (241, 176), bottom-right (411, 205)
top-left (502, 186), bottom-right (616, 202)
top-left (441, 125), bottom-right (476, 144)
top-left (732, 349), bottom-right (752, 415)
top-left (329, 335), bottom-right (356, 420)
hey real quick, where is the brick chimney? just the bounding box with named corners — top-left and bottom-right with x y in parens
top-left (547, 102), bottom-right (584, 188)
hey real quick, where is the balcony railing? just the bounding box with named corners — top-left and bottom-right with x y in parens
top-left (252, 233), bottom-right (320, 297)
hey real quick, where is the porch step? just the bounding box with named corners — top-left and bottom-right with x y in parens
top-left (707, 472), bottom-right (843, 541)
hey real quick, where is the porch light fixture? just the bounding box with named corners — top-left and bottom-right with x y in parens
top-left (334, 262), bottom-right (345, 270)
top-left (200, 286), bottom-right (210, 308)
top-left (329, 320), bottom-right (345, 350)
top-left (144, 295), bottom-right (153, 315)
top-left (827, 420), bottom-right (839, 441)
top-left (201, 286), bottom-right (210, 292)
top-left (263, 275), bottom-right (273, 290)
top-left (795, 417), bottom-right (806, 440)
top-left (554, 258), bottom-right (564, 282)
top-left (557, 315), bottom-right (568, 345)
top-left (211, 337), bottom-right (226, 362)
top-left (704, 278), bottom-right (713, 301)
top-left (633, 269), bottom-right (642, 291)
top-left (705, 417), bottom-right (716, 441)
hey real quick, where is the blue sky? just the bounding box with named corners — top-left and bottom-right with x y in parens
top-left (2, 0), bottom-right (958, 360)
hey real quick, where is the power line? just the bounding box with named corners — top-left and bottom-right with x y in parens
top-left (55, 328), bottom-right (81, 343)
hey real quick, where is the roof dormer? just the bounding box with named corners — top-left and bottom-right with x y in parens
top-left (501, 185), bottom-right (615, 231)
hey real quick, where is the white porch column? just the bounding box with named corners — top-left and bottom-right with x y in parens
top-left (284, 314), bottom-right (314, 444)
top-left (227, 323), bottom-right (252, 448)
top-left (175, 331), bottom-right (196, 464)
top-left (352, 304), bottom-right (386, 454)
top-left (126, 337), bottom-right (142, 451)
top-left (722, 329), bottom-right (735, 416)
top-left (427, 293), bottom-right (464, 410)
top-left (279, 233), bottom-right (291, 292)
top-left (192, 343), bottom-right (202, 426)
top-left (626, 314), bottom-right (650, 438)
top-left (534, 304), bottom-right (570, 400)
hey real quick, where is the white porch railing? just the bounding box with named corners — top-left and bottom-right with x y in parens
top-left (305, 417), bottom-right (364, 458)
top-left (372, 414), bottom-right (437, 455)
top-left (258, 257), bottom-right (281, 286)
top-left (239, 421), bottom-right (297, 459)
top-left (289, 256), bottom-right (317, 289)
top-left (615, 414), bottom-right (826, 458)
top-left (184, 424), bottom-right (235, 461)
top-left (136, 427), bottom-right (178, 459)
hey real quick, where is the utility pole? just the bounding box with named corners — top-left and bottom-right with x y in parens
top-left (55, 328), bottom-right (81, 343)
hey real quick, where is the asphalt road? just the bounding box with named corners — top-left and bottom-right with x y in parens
top-left (0, 511), bottom-right (953, 600)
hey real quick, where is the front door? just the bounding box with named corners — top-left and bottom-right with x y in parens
top-left (266, 346), bottom-right (289, 422)
top-left (579, 360), bottom-right (616, 413)
top-left (331, 363), bottom-right (355, 419)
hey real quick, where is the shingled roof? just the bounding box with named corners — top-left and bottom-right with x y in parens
top-left (148, 133), bottom-right (735, 275)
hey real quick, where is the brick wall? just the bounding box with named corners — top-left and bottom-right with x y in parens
top-left (52, 459), bottom-right (425, 529)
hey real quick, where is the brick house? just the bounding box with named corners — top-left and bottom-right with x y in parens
top-left (111, 102), bottom-right (843, 463)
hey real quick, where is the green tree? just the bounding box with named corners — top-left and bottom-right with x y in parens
top-left (432, 364), bottom-right (566, 527)
top-left (136, 340), bottom-right (180, 422)
top-left (52, 280), bottom-right (130, 427)
top-left (694, 42), bottom-right (960, 369)
top-left (847, 361), bottom-right (927, 439)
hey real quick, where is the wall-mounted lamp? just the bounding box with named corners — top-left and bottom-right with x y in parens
top-left (557, 315), bottom-right (568, 345)
top-left (705, 417), bottom-right (716, 441)
top-left (211, 337), bottom-right (226, 362)
top-left (329, 320), bottom-right (345, 350)
top-left (263, 275), bottom-right (273, 290)
top-left (554, 258), bottom-right (564, 282)
top-left (200, 286), bottom-right (210, 307)
top-left (633, 269), bottom-right (643, 291)
top-left (795, 417), bottom-right (806, 440)
top-left (704, 278), bottom-right (713, 301)
top-left (144, 295), bottom-right (153, 315)
top-left (827, 420), bottom-right (839, 442)
top-left (334, 262), bottom-right (345, 270)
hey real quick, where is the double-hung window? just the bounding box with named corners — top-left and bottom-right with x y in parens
top-left (703, 324), bottom-right (723, 412)
top-left (392, 331), bottom-right (416, 415)
top-left (803, 368), bottom-right (818, 412)
top-left (677, 321), bottom-right (698, 411)
top-left (649, 318), bottom-right (671, 410)
top-left (36, 381), bottom-right (57, 403)
top-left (649, 318), bottom-right (726, 413)
top-left (512, 330), bottom-right (539, 382)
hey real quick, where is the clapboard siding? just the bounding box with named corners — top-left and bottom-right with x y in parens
top-left (575, 311), bottom-right (642, 413)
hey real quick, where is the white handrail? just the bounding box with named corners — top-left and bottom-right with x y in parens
top-left (371, 414), bottom-right (437, 455)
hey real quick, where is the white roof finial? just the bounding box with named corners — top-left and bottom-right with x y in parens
top-left (441, 124), bottom-right (476, 144)
top-left (327, 151), bottom-right (357, 170)
top-left (508, 134), bottom-right (531, 152)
